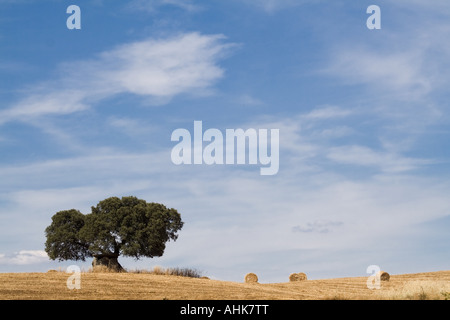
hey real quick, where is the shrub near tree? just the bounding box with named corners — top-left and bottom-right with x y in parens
top-left (45, 196), bottom-right (183, 271)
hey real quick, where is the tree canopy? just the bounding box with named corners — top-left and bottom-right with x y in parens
top-left (45, 196), bottom-right (183, 268)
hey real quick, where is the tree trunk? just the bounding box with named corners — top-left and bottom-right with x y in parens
top-left (92, 255), bottom-right (124, 272)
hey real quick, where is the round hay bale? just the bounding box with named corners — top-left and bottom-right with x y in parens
top-left (289, 272), bottom-right (307, 282)
top-left (378, 271), bottom-right (390, 281)
top-left (297, 272), bottom-right (307, 281)
top-left (244, 273), bottom-right (258, 283)
top-left (289, 273), bottom-right (299, 282)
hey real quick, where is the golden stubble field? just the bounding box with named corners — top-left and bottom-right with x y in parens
top-left (0, 270), bottom-right (449, 300)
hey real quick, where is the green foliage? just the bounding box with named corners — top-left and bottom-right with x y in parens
top-left (45, 196), bottom-right (183, 263)
top-left (45, 209), bottom-right (91, 261)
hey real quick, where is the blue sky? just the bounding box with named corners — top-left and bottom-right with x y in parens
top-left (0, 0), bottom-right (450, 283)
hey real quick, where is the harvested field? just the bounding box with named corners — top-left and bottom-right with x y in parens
top-left (0, 270), bottom-right (449, 300)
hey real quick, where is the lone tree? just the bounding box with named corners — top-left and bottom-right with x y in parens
top-left (45, 196), bottom-right (183, 271)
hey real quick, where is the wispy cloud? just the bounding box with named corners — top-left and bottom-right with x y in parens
top-left (107, 116), bottom-right (157, 137)
top-left (301, 105), bottom-right (354, 121)
top-left (330, 50), bottom-right (431, 100)
top-left (127, 0), bottom-right (202, 13)
top-left (243, 0), bottom-right (315, 13)
top-left (292, 220), bottom-right (343, 234)
top-left (327, 145), bottom-right (435, 173)
top-left (0, 250), bottom-right (48, 265)
top-left (0, 32), bottom-right (235, 125)
top-left (323, 5), bottom-right (450, 106)
top-left (235, 94), bottom-right (264, 107)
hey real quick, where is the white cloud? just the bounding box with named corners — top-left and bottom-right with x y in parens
top-left (0, 90), bottom-right (88, 125)
top-left (327, 145), bottom-right (434, 173)
top-left (314, 126), bottom-right (354, 139)
top-left (292, 220), bottom-right (343, 234)
top-left (0, 250), bottom-right (48, 265)
top-left (243, 0), bottom-right (315, 13)
top-left (95, 32), bottom-right (231, 97)
top-left (0, 32), bottom-right (234, 124)
top-left (127, 0), bottom-right (201, 13)
top-left (301, 105), bottom-right (354, 120)
top-left (108, 116), bottom-right (157, 137)
top-left (0, 150), bottom-right (170, 193)
top-left (320, 12), bottom-right (450, 160)
top-left (323, 4), bottom-right (450, 108)
top-left (236, 94), bottom-right (264, 106)
top-left (324, 48), bottom-right (431, 101)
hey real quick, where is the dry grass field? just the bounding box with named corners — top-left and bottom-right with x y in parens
top-left (0, 270), bottom-right (449, 300)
